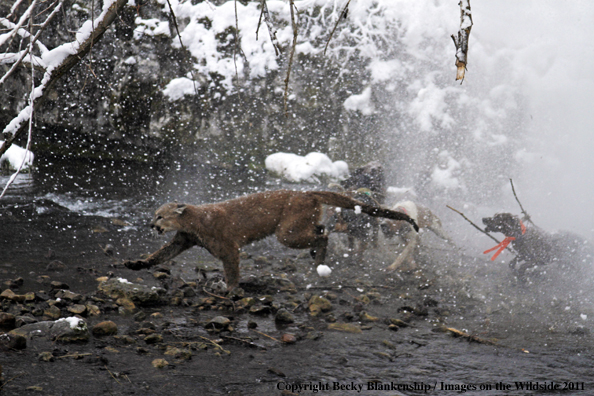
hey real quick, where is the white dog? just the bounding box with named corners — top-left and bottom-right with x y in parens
top-left (381, 201), bottom-right (452, 271)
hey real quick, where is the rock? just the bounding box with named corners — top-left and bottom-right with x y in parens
top-left (327, 323), bottom-right (362, 334)
top-left (86, 304), bottom-right (101, 316)
top-left (388, 318), bottom-right (410, 328)
top-left (46, 261), bottom-right (67, 271)
top-left (55, 290), bottom-right (82, 302)
top-left (164, 346), bottom-right (192, 360)
top-left (275, 309), bottom-right (295, 324)
top-left (38, 351), bottom-right (54, 362)
top-left (0, 333), bottom-right (27, 350)
top-left (249, 305), bottom-right (272, 316)
top-left (116, 297), bottom-right (137, 315)
top-left (10, 317), bottom-right (89, 343)
top-left (205, 316), bottom-right (231, 331)
top-left (308, 295), bottom-right (332, 316)
top-left (44, 305), bottom-right (62, 320)
top-left (114, 335), bottom-right (136, 344)
top-left (152, 358), bottom-right (169, 369)
top-left (144, 334), bottom-right (163, 344)
top-left (50, 281), bottom-right (69, 290)
top-left (92, 321), bottom-right (118, 336)
top-left (281, 333), bottom-right (297, 344)
top-left (98, 278), bottom-right (165, 306)
top-left (4, 277), bottom-right (23, 289)
top-left (15, 315), bottom-right (37, 328)
top-left (153, 272), bottom-right (169, 280)
top-left (67, 304), bottom-right (87, 315)
top-left (0, 312), bottom-right (16, 330)
top-left (388, 324), bottom-right (399, 331)
top-left (0, 289), bottom-right (32, 302)
top-left (359, 311), bottom-right (380, 323)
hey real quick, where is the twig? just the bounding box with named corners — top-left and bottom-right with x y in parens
top-left (55, 352), bottom-right (92, 359)
top-left (105, 365), bottom-right (121, 385)
top-left (0, 372), bottom-right (26, 390)
top-left (256, 0), bottom-right (281, 56)
top-left (196, 335), bottom-right (230, 354)
top-left (220, 335), bottom-right (266, 350)
top-left (446, 205), bottom-right (502, 245)
top-left (283, 0), bottom-right (298, 117)
top-left (202, 287), bottom-right (236, 311)
top-left (323, 0), bottom-right (351, 56)
top-left (509, 178), bottom-right (534, 225)
top-left (444, 326), bottom-right (497, 345)
top-left (251, 329), bottom-right (281, 343)
top-left (451, 0), bottom-right (472, 83)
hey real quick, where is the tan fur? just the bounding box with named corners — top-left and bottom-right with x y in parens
top-left (124, 190), bottom-right (418, 290)
top-left (381, 201), bottom-right (452, 272)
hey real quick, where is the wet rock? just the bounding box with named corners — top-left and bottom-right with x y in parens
top-left (0, 333), bottom-right (27, 350)
top-left (359, 311), bottom-right (380, 323)
top-left (144, 334), bottom-right (163, 344)
top-left (116, 297), bottom-right (137, 315)
top-left (327, 323), bottom-right (362, 334)
top-left (134, 311), bottom-right (148, 322)
top-left (1, 289), bottom-right (34, 303)
top-left (46, 261), bottom-right (67, 271)
top-left (387, 318), bottom-right (410, 328)
top-left (275, 309), bottom-right (295, 324)
top-left (355, 294), bottom-right (371, 305)
top-left (67, 304), bottom-right (87, 315)
top-left (247, 321), bottom-right (258, 329)
top-left (50, 281), bottom-right (69, 290)
top-left (114, 335), bottom-right (136, 344)
top-left (388, 324), bottom-right (399, 331)
top-left (86, 304), bottom-right (101, 316)
top-left (10, 317), bottom-right (89, 343)
top-left (281, 333), bottom-right (297, 344)
top-left (38, 351), bottom-right (55, 362)
top-left (98, 278), bottom-right (165, 306)
top-left (249, 305), bottom-right (272, 316)
top-left (153, 272), bottom-right (169, 280)
top-left (308, 295), bottom-right (332, 316)
top-left (4, 277), bottom-right (23, 289)
top-left (15, 315), bottom-right (37, 328)
top-left (152, 358), bottom-right (169, 369)
top-left (0, 312), bottom-right (16, 330)
top-left (55, 290), bottom-right (82, 303)
top-left (205, 316), bottom-right (231, 331)
top-left (44, 305), bottom-right (62, 320)
top-left (164, 346), bottom-right (192, 360)
top-left (92, 321), bottom-right (118, 336)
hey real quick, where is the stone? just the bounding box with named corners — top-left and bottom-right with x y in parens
top-left (38, 351), bottom-right (54, 362)
top-left (10, 317), bottom-right (89, 343)
top-left (67, 304), bottom-right (87, 315)
top-left (116, 297), bottom-right (137, 315)
top-left (144, 334), bottom-right (163, 344)
top-left (274, 309), bottom-right (295, 324)
top-left (308, 295), bottom-right (332, 316)
top-left (114, 335), bottom-right (136, 344)
top-left (50, 281), bottom-right (69, 290)
top-left (86, 304), bottom-right (101, 316)
top-left (98, 278), bottom-right (164, 306)
top-left (205, 316), bottom-right (231, 331)
top-left (46, 261), bottom-right (67, 271)
top-left (55, 290), bottom-right (82, 302)
top-left (0, 333), bottom-right (27, 350)
top-left (359, 311), bottom-right (380, 323)
top-left (327, 323), bottom-right (362, 334)
top-left (152, 358), bottom-right (169, 369)
top-left (281, 333), bottom-right (297, 344)
top-left (44, 305), bottom-right (61, 320)
top-left (0, 312), bottom-right (16, 330)
top-left (164, 346), bottom-right (192, 360)
top-left (15, 315), bottom-right (37, 328)
top-left (92, 321), bottom-right (118, 336)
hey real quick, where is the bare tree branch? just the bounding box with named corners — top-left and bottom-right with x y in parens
top-left (451, 0), bottom-right (472, 83)
top-left (283, 0), bottom-right (298, 117)
top-left (509, 178), bottom-right (535, 226)
top-left (256, 0), bottom-right (281, 56)
top-left (323, 0), bottom-right (350, 56)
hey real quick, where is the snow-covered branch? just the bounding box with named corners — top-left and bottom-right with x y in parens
top-left (0, 0), bottom-right (129, 159)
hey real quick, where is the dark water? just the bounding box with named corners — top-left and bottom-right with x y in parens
top-left (2, 158), bottom-right (594, 395)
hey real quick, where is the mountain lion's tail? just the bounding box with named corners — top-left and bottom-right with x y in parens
top-left (308, 191), bottom-right (419, 232)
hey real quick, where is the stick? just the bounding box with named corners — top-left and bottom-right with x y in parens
top-left (251, 329), bottom-right (281, 343)
top-left (196, 335), bottom-right (231, 354)
top-left (509, 178), bottom-right (535, 225)
top-left (323, 0), bottom-right (351, 56)
top-left (446, 205), bottom-right (501, 244)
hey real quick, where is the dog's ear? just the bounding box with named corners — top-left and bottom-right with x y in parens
top-left (174, 204), bottom-right (187, 215)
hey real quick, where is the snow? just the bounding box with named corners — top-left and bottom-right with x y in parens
top-left (265, 152), bottom-right (349, 183)
top-left (343, 87), bottom-right (375, 115)
top-left (56, 316), bottom-right (85, 329)
top-left (0, 140), bottom-right (34, 170)
top-left (163, 77), bottom-right (196, 101)
top-left (316, 265), bottom-right (332, 277)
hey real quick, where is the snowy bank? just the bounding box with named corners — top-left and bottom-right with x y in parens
top-left (265, 152), bottom-right (349, 183)
top-left (0, 141), bottom-right (34, 171)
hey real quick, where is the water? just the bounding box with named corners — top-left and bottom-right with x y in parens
top-left (2, 158), bottom-right (594, 395)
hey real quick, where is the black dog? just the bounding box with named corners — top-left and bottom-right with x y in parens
top-left (482, 213), bottom-right (590, 278)
top-left (340, 161), bottom-right (386, 203)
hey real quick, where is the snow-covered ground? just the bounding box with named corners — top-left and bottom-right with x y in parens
top-left (0, 141), bottom-right (34, 171)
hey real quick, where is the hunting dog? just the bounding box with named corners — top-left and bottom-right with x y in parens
top-left (124, 190), bottom-right (418, 290)
top-left (482, 213), bottom-right (589, 278)
top-left (381, 201), bottom-right (452, 271)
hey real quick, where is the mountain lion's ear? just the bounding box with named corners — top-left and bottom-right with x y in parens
top-left (174, 204), bottom-right (187, 215)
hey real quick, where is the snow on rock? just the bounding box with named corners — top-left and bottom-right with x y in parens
top-left (0, 140), bottom-right (34, 170)
top-left (265, 152), bottom-right (349, 183)
top-left (343, 87), bottom-right (375, 115)
top-left (163, 77), bottom-right (196, 101)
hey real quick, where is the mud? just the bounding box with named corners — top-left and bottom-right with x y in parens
top-left (1, 161), bottom-right (594, 395)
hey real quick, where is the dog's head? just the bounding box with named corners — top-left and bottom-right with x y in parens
top-left (482, 213), bottom-right (523, 236)
top-left (150, 202), bottom-right (187, 234)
